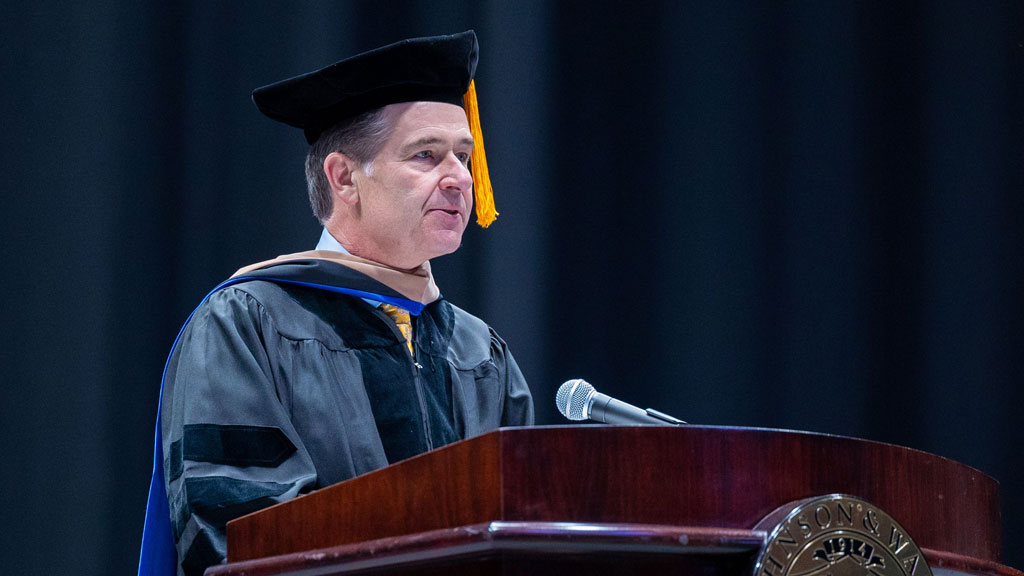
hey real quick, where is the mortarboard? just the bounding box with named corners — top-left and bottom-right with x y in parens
top-left (252, 30), bottom-right (497, 227)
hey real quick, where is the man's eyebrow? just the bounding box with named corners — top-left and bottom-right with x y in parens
top-left (400, 136), bottom-right (474, 154)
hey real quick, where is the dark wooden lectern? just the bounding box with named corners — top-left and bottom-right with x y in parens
top-left (208, 426), bottom-right (1020, 576)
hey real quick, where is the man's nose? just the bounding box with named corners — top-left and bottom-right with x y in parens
top-left (439, 153), bottom-right (473, 191)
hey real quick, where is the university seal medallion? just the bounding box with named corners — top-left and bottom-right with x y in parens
top-left (756, 495), bottom-right (932, 576)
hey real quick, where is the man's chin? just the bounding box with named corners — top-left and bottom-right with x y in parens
top-left (423, 231), bottom-right (465, 259)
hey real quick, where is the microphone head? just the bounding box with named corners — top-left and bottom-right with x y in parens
top-left (555, 379), bottom-right (595, 421)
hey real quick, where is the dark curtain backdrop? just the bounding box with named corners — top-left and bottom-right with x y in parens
top-left (2, 2), bottom-right (1021, 573)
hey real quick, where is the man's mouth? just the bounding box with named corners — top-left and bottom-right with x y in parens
top-left (430, 207), bottom-right (461, 216)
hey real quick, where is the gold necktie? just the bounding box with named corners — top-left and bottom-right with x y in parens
top-left (379, 303), bottom-right (414, 357)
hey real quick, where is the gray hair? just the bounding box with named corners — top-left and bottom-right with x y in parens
top-left (304, 108), bottom-right (394, 223)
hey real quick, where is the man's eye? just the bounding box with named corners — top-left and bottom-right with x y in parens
top-left (456, 153), bottom-right (470, 165)
top-left (415, 151), bottom-right (433, 159)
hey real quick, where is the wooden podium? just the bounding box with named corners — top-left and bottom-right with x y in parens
top-left (207, 426), bottom-right (1019, 576)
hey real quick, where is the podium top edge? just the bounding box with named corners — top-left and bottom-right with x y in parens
top-left (487, 424), bottom-right (999, 485)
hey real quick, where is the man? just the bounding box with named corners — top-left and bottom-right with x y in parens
top-left (138, 31), bottom-right (534, 576)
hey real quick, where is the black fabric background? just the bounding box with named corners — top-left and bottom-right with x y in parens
top-left (1, 2), bottom-right (1021, 572)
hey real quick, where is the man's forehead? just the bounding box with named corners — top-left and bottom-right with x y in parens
top-left (385, 101), bottom-right (472, 139)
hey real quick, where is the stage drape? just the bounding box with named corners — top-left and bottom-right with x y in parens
top-left (1, 2), bottom-right (1020, 573)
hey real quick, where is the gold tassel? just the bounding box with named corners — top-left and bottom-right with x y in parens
top-left (463, 80), bottom-right (498, 227)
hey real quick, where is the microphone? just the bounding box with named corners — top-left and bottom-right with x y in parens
top-left (555, 379), bottom-right (686, 426)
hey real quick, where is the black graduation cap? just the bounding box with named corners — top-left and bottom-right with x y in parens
top-left (252, 31), bottom-right (478, 145)
top-left (251, 30), bottom-right (497, 227)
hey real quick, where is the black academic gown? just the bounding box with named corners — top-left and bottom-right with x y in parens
top-left (159, 256), bottom-right (534, 576)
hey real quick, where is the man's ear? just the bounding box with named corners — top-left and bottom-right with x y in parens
top-left (324, 152), bottom-right (360, 206)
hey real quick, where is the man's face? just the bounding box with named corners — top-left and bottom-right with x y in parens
top-left (348, 101), bottom-right (474, 269)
